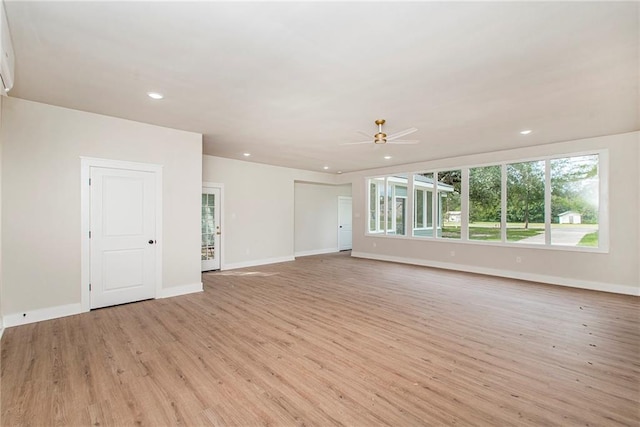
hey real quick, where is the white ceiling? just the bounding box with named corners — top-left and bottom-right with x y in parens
top-left (5, 1), bottom-right (639, 173)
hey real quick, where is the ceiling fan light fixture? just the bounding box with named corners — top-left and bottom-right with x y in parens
top-left (343, 119), bottom-right (418, 146)
top-left (374, 132), bottom-right (387, 144)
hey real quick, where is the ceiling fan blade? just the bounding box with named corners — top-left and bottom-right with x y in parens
top-left (356, 130), bottom-right (372, 139)
top-left (387, 127), bottom-right (418, 141)
top-left (341, 140), bottom-right (373, 145)
top-left (388, 140), bottom-right (419, 145)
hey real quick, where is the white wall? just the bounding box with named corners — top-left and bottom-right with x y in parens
top-left (339, 131), bottom-right (640, 295)
top-left (1, 97), bottom-right (203, 321)
top-left (0, 95), bottom-right (3, 337)
top-left (294, 182), bottom-right (352, 257)
top-left (202, 155), bottom-right (338, 269)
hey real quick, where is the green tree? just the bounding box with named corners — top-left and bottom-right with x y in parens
top-left (507, 161), bottom-right (545, 228)
top-left (469, 165), bottom-right (501, 222)
top-left (437, 170), bottom-right (461, 215)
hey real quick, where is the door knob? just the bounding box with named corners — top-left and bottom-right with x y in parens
top-left (148, 240), bottom-right (156, 244)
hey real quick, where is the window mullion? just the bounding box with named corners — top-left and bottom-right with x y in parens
top-left (461, 167), bottom-right (469, 241)
top-left (384, 177), bottom-right (388, 235)
top-left (545, 159), bottom-right (551, 245)
top-left (407, 174), bottom-right (414, 237)
top-left (501, 164), bottom-right (507, 242)
top-left (433, 171), bottom-right (439, 239)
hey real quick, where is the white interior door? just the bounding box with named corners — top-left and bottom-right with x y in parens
top-left (90, 167), bottom-right (157, 309)
top-left (338, 196), bottom-right (352, 250)
top-left (202, 187), bottom-right (221, 271)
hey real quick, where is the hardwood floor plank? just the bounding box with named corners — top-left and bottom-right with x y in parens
top-left (2, 252), bottom-right (638, 426)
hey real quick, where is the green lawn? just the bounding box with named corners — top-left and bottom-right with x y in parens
top-left (578, 231), bottom-right (598, 247)
top-left (465, 226), bottom-right (544, 241)
top-left (428, 223), bottom-right (596, 244)
top-left (443, 226), bottom-right (542, 240)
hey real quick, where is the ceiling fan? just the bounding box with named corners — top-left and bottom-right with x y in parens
top-left (344, 119), bottom-right (419, 145)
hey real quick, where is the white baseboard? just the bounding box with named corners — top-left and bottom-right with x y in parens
top-left (0, 326), bottom-right (4, 341)
top-left (3, 303), bottom-right (84, 328)
top-left (351, 251), bottom-right (640, 296)
top-left (158, 282), bottom-right (203, 298)
top-left (223, 255), bottom-right (295, 271)
top-left (3, 283), bottom-right (204, 328)
top-left (295, 248), bottom-right (338, 258)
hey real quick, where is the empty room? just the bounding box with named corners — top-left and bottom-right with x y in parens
top-left (0, 1), bottom-right (638, 426)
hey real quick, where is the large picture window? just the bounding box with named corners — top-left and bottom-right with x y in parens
top-left (551, 155), bottom-right (599, 247)
top-left (413, 173), bottom-right (434, 237)
top-left (506, 160), bottom-right (545, 244)
top-left (367, 175), bottom-right (408, 235)
top-left (366, 151), bottom-right (604, 251)
top-left (368, 177), bottom-right (385, 233)
top-left (437, 170), bottom-right (461, 240)
top-left (469, 165), bottom-right (501, 241)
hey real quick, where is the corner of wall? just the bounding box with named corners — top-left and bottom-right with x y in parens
top-left (0, 94), bottom-right (4, 338)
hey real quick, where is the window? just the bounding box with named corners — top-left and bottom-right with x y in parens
top-left (437, 170), bottom-right (461, 239)
top-left (506, 160), bottom-right (545, 244)
top-left (368, 177), bottom-right (385, 233)
top-left (366, 151), bottom-right (604, 251)
top-left (368, 175), bottom-right (408, 235)
top-left (389, 175), bottom-right (408, 235)
top-left (551, 155), bottom-right (599, 247)
top-left (413, 173), bottom-right (434, 237)
top-left (469, 165), bottom-right (501, 241)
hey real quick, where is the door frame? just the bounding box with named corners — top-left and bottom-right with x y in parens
top-left (337, 195), bottom-right (352, 251)
top-left (80, 157), bottom-right (163, 312)
top-left (203, 182), bottom-right (224, 270)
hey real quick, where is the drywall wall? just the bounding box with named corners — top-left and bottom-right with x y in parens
top-left (0, 95), bottom-right (3, 335)
top-left (294, 182), bottom-right (352, 256)
top-left (1, 97), bottom-right (203, 318)
top-left (202, 155), bottom-right (338, 269)
top-left (341, 131), bottom-right (640, 295)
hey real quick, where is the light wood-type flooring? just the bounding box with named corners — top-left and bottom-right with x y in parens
top-left (1, 252), bottom-right (639, 426)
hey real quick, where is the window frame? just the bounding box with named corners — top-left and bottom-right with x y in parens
top-left (364, 149), bottom-right (609, 253)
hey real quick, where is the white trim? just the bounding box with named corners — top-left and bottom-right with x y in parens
top-left (80, 157), bottom-right (163, 312)
top-left (0, 326), bottom-right (4, 341)
top-left (351, 251), bottom-right (640, 296)
top-left (295, 248), bottom-right (339, 258)
top-left (158, 282), bottom-right (203, 299)
top-left (3, 303), bottom-right (83, 328)
top-left (203, 182), bottom-right (225, 270)
top-left (224, 256), bottom-right (295, 270)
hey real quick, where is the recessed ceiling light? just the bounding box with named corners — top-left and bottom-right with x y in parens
top-left (337, 171), bottom-right (342, 174)
top-left (520, 129), bottom-right (532, 135)
top-left (243, 152), bottom-right (251, 157)
top-left (384, 155), bottom-right (392, 160)
top-left (323, 166), bottom-right (330, 170)
top-left (147, 92), bottom-right (164, 100)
